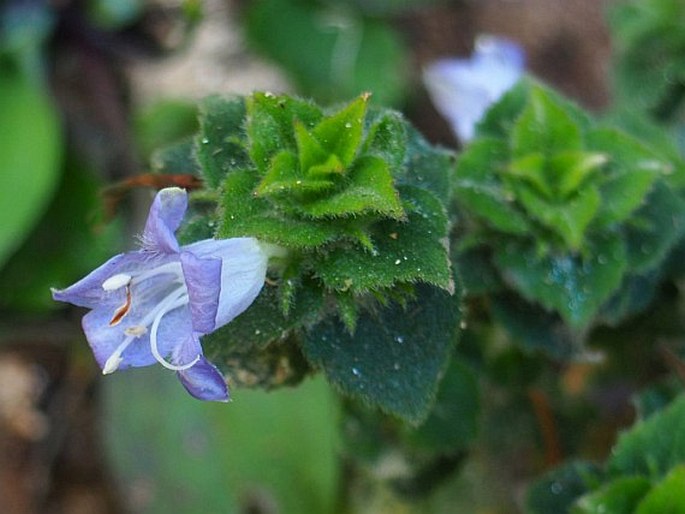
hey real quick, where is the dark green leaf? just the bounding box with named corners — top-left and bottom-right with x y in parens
top-left (399, 126), bottom-right (454, 205)
top-left (491, 293), bottom-right (575, 359)
top-left (195, 96), bottom-right (249, 188)
top-left (526, 460), bottom-right (603, 514)
top-left (203, 281), bottom-right (323, 354)
top-left (302, 283), bottom-right (461, 423)
top-left (315, 186), bottom-right (451, 292)
top-left (494, 235), bottom-right (627, 328)
top-left (405, 356), bottom-right (479, 452)
top-left (624, 180), bottom-right (685, 273)
top-left (363, 109), bottom-right (407, 171)
top-left (150, 137), bottom-right (199, 176)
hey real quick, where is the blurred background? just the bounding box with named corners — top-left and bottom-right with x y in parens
top-left (0, 0), bottom-right (615, 512)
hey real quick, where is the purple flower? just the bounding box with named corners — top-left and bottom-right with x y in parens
top-left (423, 34), bottom-right (525, 143)
top-left (52, 187), bottom-right (268, 402)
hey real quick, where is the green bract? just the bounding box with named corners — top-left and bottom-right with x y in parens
top-left (454, 79), bottom-right (685, 330)
top-left (169, 92), bottom-right (458, 421)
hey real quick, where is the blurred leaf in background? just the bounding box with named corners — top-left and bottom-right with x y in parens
top-left (104, 368), bottom-right (339, 514)
top-left (244, 0), bottom-right (409, 106)
top-left (0, 1), bottom-right (62, 270)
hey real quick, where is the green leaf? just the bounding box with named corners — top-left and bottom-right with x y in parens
top-left (150, 137), bottom-right (200, 175)
top-left (404, 356), bottom-right (479, 452)
top-left (588, 128), bottom-right (662, 227)
top-left (515, 182), bottom-right (601, 251)
top-left (511, 84), bottom-right (583, 158)
top-left (453, 245), bottom-right (503, 295)
top-left (551, 151), bottom-right (607, 199)
top-left (476, 79), bottom-right (529, 140)
top-left (295, 155), bottom-right (403, 219)
top-left (526, 461), bottom-right (603, 514)
top-left (624, 180), bottom-right (685, 273)
top-left (363, 109), bottom-right (407, 171)
top-left (257, 151), bottom-right (335, 197)
top-left (302, 283), bottom-right (461, 424)
top-left (291, 121), bottom-right (347, 180)
top-left (195, 96), bottom-right (250, 188)
top-left (134, 99), bottom-right (199, 159)
top-left (608, 393), bottom-right (685, 478)
top-left (490, 293), bottom-right (575, 359)
top-left (105, 370), bottom-right (339, 514)
top-left (399, 126), bottom-right (454, 205)
top-left (313, 95), bottom-right (368, 168)
top-left (635, 466), bottom-right (685, 514)
top-left (0, 67), bottom-right (61, 269)
top-left (219, 169), bottom-right (340, 248)
top-left (245, 0), bottom-right (408, 106)
top-left (1, 152), bottom-right (120, 311)
top-left (572, 476), bottom-right (651, 514)
top-left (315, 186), bottom-right (452, 292)
top-left (454, 138), bottom-right (530, 234)
top-left (506, 153), bottom-right (552, 199)
top-left (494, 235), bottom-right (627, 327)
top-left (247, 92), bottom-right (322, 172)
top-left (203, 282), bottom-right (323, 355)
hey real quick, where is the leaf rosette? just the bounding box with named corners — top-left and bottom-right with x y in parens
top-left (177, 92), bottom-right (460, 422)
top-left (454, 79), bottom-right (685, 330)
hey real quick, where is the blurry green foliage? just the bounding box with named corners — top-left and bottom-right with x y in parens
top-left (244, 0), bottom-right (409, 106)
top-left (105, 368), bottom-right (339, 514)
top-left (528, 393), bottom-right (685, 514)
top-left (0, 64), bottom-right (62, 270)
top-left (453, 79), bottom-right (685, 332)
top-left (609, 0), bottom-right (685, 122)
top-left (0, 151), bottom-right (122, 312)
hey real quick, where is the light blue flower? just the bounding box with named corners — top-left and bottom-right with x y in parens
top-left (423, 34), bottom-right (525, 143)
top-left (52, 187), bottom-right (268, 402)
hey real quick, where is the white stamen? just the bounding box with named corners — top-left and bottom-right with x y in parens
top-left (102, 273), bottom-right (132, 291)
top-left (149, 290), bottom-right (200, 371)
top-left (130, 261), bottom-right (184, 284)
top-left (102, 354), bottom-right (123, 375)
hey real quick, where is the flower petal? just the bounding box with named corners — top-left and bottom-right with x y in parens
top-left (183, 237), bottom-right (267, 328)
top-left (141, 187), bottom-right (188, 254)
top-left (180, 250), bottom-right (221, 333)
top-left (51, 252), bottom-right (151, 309)
top-left (175, 335), bottom-right (229, 402)
top-left (423, 35), bottom-right (524, 142)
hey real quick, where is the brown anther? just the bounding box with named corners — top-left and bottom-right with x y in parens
top-left (109, 285), bottom-right (132, 326)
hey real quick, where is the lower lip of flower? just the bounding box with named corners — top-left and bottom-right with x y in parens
top-left (99, 261), bottom-right (200, 374)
